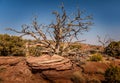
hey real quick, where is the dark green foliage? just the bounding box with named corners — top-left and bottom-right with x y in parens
top-left (105, 41), bottom-right (120, 57)
top-left (29, 46), bottom-right (43, 57)
top-left (89, 53), bottom-right (103, 62)
top-left (104, 65), bottom-right (120, 83)
top-left (0, 34), bottom-right (25, 56)
top-left (89, 50), bottom-right (97, 54)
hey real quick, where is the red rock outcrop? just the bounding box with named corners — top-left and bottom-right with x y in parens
top-left (26, 54), bottom-right (72, 70)
top-left (26, 54), bottom-right (74, 83)
top-left (0, 57), bottom-right (48, 83)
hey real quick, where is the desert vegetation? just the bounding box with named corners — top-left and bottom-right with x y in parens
top-left (0, 34), bottom-right (25, 56)
top-left (105, 41), bottom-right (120, 58)
top-left (0, 33), bottom-right (119, 83)
top-left (89, 53), bottom-right (103, 62)
top-left (0, 2), bottom-right (120, 83)
top-left (7, 3), bottom-right (93, 56)
top-left (104, 65), bottom-right (120, 83)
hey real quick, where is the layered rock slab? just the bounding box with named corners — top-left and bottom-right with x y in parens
top-left (26, 55), bottom-right (72, 70)
top-left (26, 55), bottom-right (73, 83)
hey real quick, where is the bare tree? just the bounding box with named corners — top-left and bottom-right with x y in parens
top-left (97, 35), bottom-right (113, 48)
top-left (7, 4), bottom-right (93, 56)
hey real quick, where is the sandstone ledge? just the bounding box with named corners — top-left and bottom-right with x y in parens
top-left (26, 55), bottom-right (72, 70)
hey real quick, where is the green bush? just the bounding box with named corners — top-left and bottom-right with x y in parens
top-left (0, 34), bottom-right (25, 56)
top-left (105, 41), bottom-right (120, 57)
top-left (89, 53), bottom-right (103, 62)
top-left (104, 65), bottom-right (120, 83)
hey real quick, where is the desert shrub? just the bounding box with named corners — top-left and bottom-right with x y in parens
top-left (104, 65), bottom-right (120, 83)
top-left (105, 41), bottom-right (120, 57)
top-left (89, 50), bottom-right (97, 54)
top-left (69, 43), bottom-right (81, 51)
top-left (0, 34), bottom-right (25, 56)
top-left (89, 53), bottom-right (103, 62)
top-left (71, 71), bottom-right (85, 83)
top-left (29, 46), bottom-right (43, 56)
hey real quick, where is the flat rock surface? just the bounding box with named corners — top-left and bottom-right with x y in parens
top-left (0, 56), bottom-right (25, 65)
top-left (81, 62), bottom-right (109, 74)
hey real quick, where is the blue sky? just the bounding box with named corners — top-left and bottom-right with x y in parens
top-left (0, 0), bottom-right (120, 45)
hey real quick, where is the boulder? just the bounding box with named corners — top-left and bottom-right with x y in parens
top-left (26, 54), bottom-right (72, 70)
top-left (26, 54), bottom-right (74, 83)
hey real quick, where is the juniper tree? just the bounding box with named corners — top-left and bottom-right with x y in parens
top-left (7, 4), bottom-right (93, 55)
